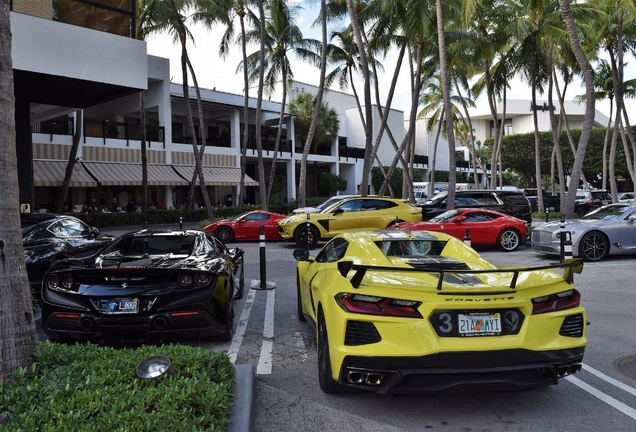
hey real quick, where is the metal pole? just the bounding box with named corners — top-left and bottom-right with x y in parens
top-left (464, 228), bottom-right (471, 247)
top-left (559, 215), bottom-right (565, 262)
top-left (259, 225), bottom-right (267, 288)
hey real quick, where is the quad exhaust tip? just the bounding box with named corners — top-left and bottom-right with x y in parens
top-left (557, 363), bottom-right (582, 378)
top-left (346, 369), bottom-right (386, 386)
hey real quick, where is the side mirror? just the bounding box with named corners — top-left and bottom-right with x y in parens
top-left (454, 216), bottom-right (466, 223)
top-left (293, 249), bottom-right (314, 262)
top-left (90, 227), bottom-right (100, 237)
top-left (332, 208), bottom-right (344, 215)
top-left (237, 219), bottom-right (246, 224)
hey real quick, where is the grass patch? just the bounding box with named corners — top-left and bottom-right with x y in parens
top-left (0, 342), bottom-right (234, 431)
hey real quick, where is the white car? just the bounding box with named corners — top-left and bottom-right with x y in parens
top-left (618, 192), bottom-right (635, 203)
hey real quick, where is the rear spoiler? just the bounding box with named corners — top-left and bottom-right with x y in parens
top-left (337, 258), bottom-right (584, 291)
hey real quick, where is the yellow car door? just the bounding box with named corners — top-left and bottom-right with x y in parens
top-left (358, 198), bottom-right (399, 229)
top-left (315, 198), bottom-right (363, 236)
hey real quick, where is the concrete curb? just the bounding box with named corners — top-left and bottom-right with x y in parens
top-left (228, 364), bottom-right (255, 432)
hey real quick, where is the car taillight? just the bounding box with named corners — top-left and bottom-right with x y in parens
top-left (532, 289), bottom-right (581, 314)
top-left (177, 273), bottom-right (193, 287)
top-left (335, 293), bottom-right (422, 318)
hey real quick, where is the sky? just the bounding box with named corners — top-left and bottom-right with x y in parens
top-left (145, 6), bottom-right (636, 121)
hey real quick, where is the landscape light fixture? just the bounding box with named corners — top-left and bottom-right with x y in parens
top-left (135, 355), bottom-right (174, 380)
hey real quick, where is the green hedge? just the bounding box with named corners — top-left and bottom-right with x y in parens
top-left (0, 342), bottom-right (234, 431)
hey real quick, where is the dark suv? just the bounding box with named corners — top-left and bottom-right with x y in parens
top-left (419, 190), bottom-right (532, 224)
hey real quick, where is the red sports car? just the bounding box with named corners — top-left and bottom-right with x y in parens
top-left (202, 210), bottom-right (287, 243)
top-left (394, 208), bottom-right (529, 251)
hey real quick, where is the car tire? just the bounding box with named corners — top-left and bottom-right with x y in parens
top-left (579, 231), bottom-right (609, 262)
top-left (297, 272), bottom-right (306, 322)
top-left (317, 310), bottom-right (352, 394)
top-left (294, 225), bottom-right (319, 248)
top-left (497, 228), bottom-right (521, 252)
top-left (215, 227), bottom-right (234, 243)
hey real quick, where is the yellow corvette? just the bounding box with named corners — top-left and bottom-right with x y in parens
top-left (293, 230), bottom-right (587, 394)
top-left (279, 196), bottom-right (422, 247)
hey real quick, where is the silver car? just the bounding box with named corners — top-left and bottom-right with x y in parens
top-left (531, 203), bottom-right (636, 262)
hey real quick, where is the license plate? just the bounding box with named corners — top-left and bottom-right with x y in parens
top-left (458, 312), bottom-right (501, 336)
top-left (103, 298), bottom-right (139, 314)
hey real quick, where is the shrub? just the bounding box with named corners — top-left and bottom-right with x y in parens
top-left (0, 342), bottom-right (235, 431)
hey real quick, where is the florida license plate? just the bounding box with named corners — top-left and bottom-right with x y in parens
top-left (103, 298), bottom-right (139, 314)
top-left (458, 312), bottom-right (501, 336)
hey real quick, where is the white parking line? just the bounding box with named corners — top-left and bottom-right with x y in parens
top-left (256, 289), bottom-right (276, 375)
top-left (227, 288), bottom-right (256, 364)
top-left (566, 376), bottom-right (636, 420)
top-left (583, 364), bottom-right (636, 398)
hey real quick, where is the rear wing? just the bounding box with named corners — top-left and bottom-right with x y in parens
top-left (338, 258), bottom-right (583, 291)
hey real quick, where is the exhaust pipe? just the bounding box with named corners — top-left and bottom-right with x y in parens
top-left (346, 369), bottom-right (385, 386)
top-left (557, 365), bottom-right (571, 378)
top-left (570, 363), bottom-right (582, 374)
top-left (152, 315), bottom-right (168, 330)
top-left (79, 317), bottom-right (94, 331)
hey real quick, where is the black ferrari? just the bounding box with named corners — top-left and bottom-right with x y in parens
top-left (23, 215), bottom-right (115, 293)
top-left (40, 229), bottom-right (245, 345)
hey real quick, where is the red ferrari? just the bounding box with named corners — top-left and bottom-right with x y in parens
top-left (395, 208), bottom-right (529, 251)
top-left (202, 210), bottom-right (287, 243)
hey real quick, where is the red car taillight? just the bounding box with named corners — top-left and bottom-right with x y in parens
top-left (335, 293), bottom-right (422, 318)
top-left (532, 289), bottom-right (581, 314)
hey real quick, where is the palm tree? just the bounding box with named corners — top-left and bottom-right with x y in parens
top-left (254, 0), bottom-right (267, 209)
top-left (558, 0), bottom-right (596, 219)
top-left (166, 0), bottom-right (215, 218)
top-left (0, 0), bottom-right (39, 381)
top-left (56, 110), bottom-right (82, 214)
top-left (220, 0), bottom-right (255, 208)
top-left (243, 0), bottom-right (321, 204)
top-left (298, 0), bottom-right (329, 208)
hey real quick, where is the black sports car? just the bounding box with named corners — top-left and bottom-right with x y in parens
top-left (40, 229), bottom-right (245, 345)
top-left (23, 215), bottom-right (115, 293)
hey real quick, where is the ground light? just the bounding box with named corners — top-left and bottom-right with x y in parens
top-left (135, 356), bottom-right (174, 379)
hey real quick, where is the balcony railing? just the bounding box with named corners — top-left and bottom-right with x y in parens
top-left (31, 118), bottom-right (74, 138)
top-left (51, 0), bottom-right (135, 38)
top-left (84, 119), bottom-right (165, 147)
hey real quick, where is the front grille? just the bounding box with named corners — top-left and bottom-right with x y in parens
top-left (532, 231), bottom-right (553, 244)
top-left (345, 320), bottom-right (381, 346)
top-left (560, 314), bottom-right (584, 337)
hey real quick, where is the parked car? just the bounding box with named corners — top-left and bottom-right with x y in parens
top-left (23, 215), bottom-right (115, 293)
top-left (394, 208), bottom-right (528, 251)
top-left (618, 192), bottom-right (635, 203)
top-left (278, 196), bottom-right (422, 247)
top-left (292, 195), bottom-right (360, 215)
top-left (294, 229), bottom-right (586, 394)
top-left (531, 203), bottom-right (636, 262)
top-left (575, 190), bottom-right (612, 213)
top-left (202, 210), bottom-right (287, 243)
top-left (419, 189), bottom-right (532, 224)
top-left (41, 229), bottom-right (244, 344)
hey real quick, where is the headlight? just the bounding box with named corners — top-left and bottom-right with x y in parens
top-left (178, 273), bottom-right (193, 287)
top-left (194, 273), bottom-right (210, 286)
top-left (47, 274), bottom-right (60, 290)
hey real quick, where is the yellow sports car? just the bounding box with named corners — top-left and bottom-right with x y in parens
top-left (279, 196), bottom-right (422, 247)
top-left (293, 230), bottom-right (587, 394)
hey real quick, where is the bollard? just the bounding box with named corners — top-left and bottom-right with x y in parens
top-left (251, 225), bottom-right (275, 290)
top-left (144, 221), bottom-right (147, 229)
top-left (563, 231), bottom-right (573, 260)
top-left (559, 215), bottom-right (566, 262)
top-left (306, 213), bottom-right (311, 250)
top-left (179, 216), bottom-right (183, 229)
top-left (545, 209), bottom-right (549, 223)
top-left (464, 228), bottom-right (471, 247)
top-left (395, 216), bottom-right (399, 230)
top-left (259, 225), bottom-right (267, 288)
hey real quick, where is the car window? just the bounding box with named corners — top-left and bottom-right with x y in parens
top-left (592, 192), bottom-right (612, 201)
top-left (23, 225), bottom-right (53, 241)
top-left (315, 238), bottom-right (349, 263)
top-left (245, 213), bottom-right (268, 222)
top-left (463, 211), bottom-right (499, 222)
top-left (497, 192), bottom-right (530, 205)
top-left (430, 210), bottom-right (462, 222)
top-left (362, 199), bottom-right (397, 211)
top-left (583, 205), bottom-right (629, 221)
top-left (376, 240), bottom-right (446, 257)
top-left (59, 219), bottom-right (91, 237)
top-left (334, 199), bottom-right (362, 212)
top-left (106, 235), bottom-right (196, 255)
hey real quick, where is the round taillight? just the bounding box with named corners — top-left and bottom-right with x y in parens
top-left (178, 273), bottom-right (193, 287)
top-left (47, 274), bottom-right (60, 289)
top-left (62, 274), bottom-right (74, 289)
top-left (194, 273), bottom-right (210, 287)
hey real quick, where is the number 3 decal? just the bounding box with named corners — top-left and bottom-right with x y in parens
top-left (438, 312), bottom-right (453, 333)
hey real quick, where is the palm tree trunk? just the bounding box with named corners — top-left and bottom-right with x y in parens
top-left (266, 68), bottom-right (287, 203)
top-left (56, 110), bottom-right (82, 214)
top-left (140, 93), bottom-right (148, 211)
top-left (238, 13), bottom-right (249, 208)
top-left (255, 0), bottom-right (267, 209)
top-left (186, 55), bottom-right (209, 209)
top-left (0, 1), bottom-right (39, 381)
top-left (559, 0), bottom-right (596, 219)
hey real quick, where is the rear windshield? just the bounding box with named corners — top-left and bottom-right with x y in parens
top-left (103, 235), bottom-right (196, 256)
top-left (375, 240), bottom-right (447, 257)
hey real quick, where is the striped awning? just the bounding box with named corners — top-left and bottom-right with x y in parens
top-left (81, 162), bottom-right (189, 186)
top-left (33, 160), bottom-right (97, 187)
top-left (173, 165), bottom-right (259, 186)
